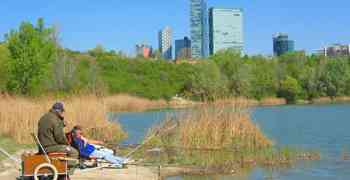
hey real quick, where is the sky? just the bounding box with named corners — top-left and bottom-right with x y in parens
top-left (0, 0), bottom-right (349, 56)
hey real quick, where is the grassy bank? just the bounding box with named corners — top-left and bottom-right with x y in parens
top-left (104, 94), bottom-right (167, 112)
top-left (0, 136), bottom-right (34, 161)
top-left (221, 96), bottom-right (350, 107)
top-left (214, 97), bottom-right (287, 107)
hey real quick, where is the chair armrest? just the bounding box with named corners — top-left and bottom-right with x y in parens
top-left (48, 152), bottom-right (67, 156)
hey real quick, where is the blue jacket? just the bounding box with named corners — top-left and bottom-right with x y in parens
top-left (72, 137), bottom-right (95, 158)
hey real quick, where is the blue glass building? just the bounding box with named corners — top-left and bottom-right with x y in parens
top-left (175, 37), bottom-right (192, 59)
top-left (273, 33), bottom-right (295, 56)
top-left (190, 0), bottom-right (209, 59)
top-left (209, 8), bottom-right (244, 55)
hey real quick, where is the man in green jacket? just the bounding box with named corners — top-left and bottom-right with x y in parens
top-left (38, 102), bottom-right (78, 168)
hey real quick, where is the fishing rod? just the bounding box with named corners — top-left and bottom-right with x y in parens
top-left (77, 124), bottom-right (178, 173)
top-left (0, 147), bottom-right (20, 164)
top-left (0, 147), bottom-right (21, 170)
top-left (124, 124), bottom-right (178, 159)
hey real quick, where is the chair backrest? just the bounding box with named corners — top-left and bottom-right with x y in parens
top-left (31, 133), bottom-right (51, 164)
top-left (66, 132), bottom-right (73, 146)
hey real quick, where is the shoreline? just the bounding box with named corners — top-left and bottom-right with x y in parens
top-left (156, 96), bottom-right (350, 112)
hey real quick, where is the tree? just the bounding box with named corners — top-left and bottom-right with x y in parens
top-left (51, 48), bottom-right (78, 92)
top-left (211, 50), bottom-right (251, 97)
top-left (278, 76), bottom-right (301, 104)
top-left (299, 66), bottom-right (320, 100)
top-left (5, 18), bottom-right (56, 95)
top-left (320, 59), bottom-right (350, 97)
top-left (249, 57), bottom-right (278, 100)
top-left (88, 44), bottom-right (105, 58)
top-left (0, 44), bottom-right (10, 91)
top-left (184, 62), bottom-right (226, 101)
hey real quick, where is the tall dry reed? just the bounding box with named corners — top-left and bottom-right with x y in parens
top-left (213, 97), bottom-right (287, 107)
top-left (0, 95), bottom-right (127, 144)
top-left (104, 94), bottom-right (167, 112)
top-left (177, 102), bottom-right (272, 150)
top-left (147, 100), bottom-right (272, 150)
top-left (142, 100), bottom-right (273, 168)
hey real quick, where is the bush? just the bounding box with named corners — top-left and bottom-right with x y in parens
top-left (278, 76), bottom-right (301, 104)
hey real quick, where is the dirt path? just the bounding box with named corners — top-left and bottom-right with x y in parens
top-left (0, 165), bottom-right (160, 180)
top-left (0, 168), bottom-right (21, 180)
top-left (72, 166), bottom-right (159, 180)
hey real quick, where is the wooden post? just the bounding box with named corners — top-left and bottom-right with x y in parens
top-left (158, 165), bottom-right (161, 180)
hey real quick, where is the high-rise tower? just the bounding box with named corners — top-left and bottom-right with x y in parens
top-left (190, 0), bottom-right (209, 59)
top-left (159, 26), bottom-right (173, 60)
top-left (209, 8), bottom-right (244, 55)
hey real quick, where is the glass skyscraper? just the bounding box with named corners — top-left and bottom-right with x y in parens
top-left (209, 8), bottom-right (244, 55)
top-left (158, 26), bottom-right (173, 60)
top-left (175, 36), bottom-right (191, 59)
top-left (273, 33), bottom-right (295, 56)
top-left (190, 0), bottom-right (209, 59)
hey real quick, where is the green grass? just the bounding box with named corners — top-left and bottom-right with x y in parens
top-left (0, 136), bottom-right (34, 160)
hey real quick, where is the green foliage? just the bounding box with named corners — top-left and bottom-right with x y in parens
top-left (0, 44), bottom-right (10, 91)
top-left (278, 76), bottom-right (301, 104)
top-left (5, 18), bottom-right (56, 95)
top-left (97, 57), bottom-right (191, 100)
top-left (88, 44), bottom-right (105, 58)
top-left (321, 60), bottom-right (350, 97)
top-left (183, 61), bottom-right (226, 101)
top-left (211, 50), bottom-right (250, 97)
top-left (1, 19), bottom-right (350, 102)
top-left (248, 57), bottom-right (278, 100)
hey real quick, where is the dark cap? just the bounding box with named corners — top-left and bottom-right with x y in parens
top-left (71, 125), bottom-right (83, 135)
top-left (73, 125), bottom-right (82, 131)
top-left (52, 102), bottom-right (65, 113)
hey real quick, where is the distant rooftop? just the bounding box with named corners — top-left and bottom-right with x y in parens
top-left (273, 33), bottom-right (289, 38)
top-left (209, 7), bottom-right (243, 11)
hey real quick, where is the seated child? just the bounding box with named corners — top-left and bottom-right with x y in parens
top-left (70, 126), bottom-right (128, 168)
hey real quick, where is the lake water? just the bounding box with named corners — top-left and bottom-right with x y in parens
top-left (112, 104), bottom-right (350, 180)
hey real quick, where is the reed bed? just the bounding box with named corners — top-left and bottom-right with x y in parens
top-left (143, 101), bottom-right (271, 164)
top-left (0, 95), bottom-right (127, 144)
top-left (259, 97), bottom-right (287, 106)
top-left (141, 101), bottom-right (318, 172)
top-left (212, 97), bottom-right (287, 107)
top-left (212, 97), bottom-right (259, 107)
top-left (177, 104), bottom-right (272, 150)
top-left (104, 94), bottom-right (167, 112)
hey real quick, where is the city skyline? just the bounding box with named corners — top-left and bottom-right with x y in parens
top-left (0, 0), bottom-right (349, 56)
